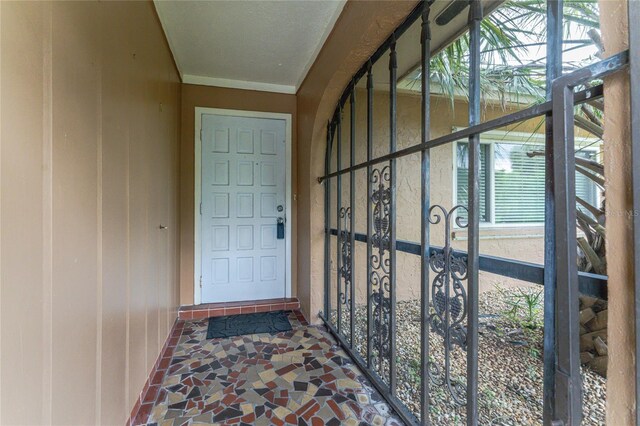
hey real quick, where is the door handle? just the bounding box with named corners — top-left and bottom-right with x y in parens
top-left (277, 217), bottom-right (285, 239)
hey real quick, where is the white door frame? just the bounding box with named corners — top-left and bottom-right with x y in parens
top-left (194, 107), bottom-right (293, 305)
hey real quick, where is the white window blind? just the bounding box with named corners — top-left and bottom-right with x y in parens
top-left (456, 142), bottom-right (489, 223)
top-left (494, 143), bottom-right (545, 224)
top-left (455, 140), bottom-right (599, 225)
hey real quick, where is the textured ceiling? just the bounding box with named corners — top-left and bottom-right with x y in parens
top-left (154, 0), bottom-right (346, 93)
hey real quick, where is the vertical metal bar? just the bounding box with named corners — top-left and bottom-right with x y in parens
top-left (324, 122), bottom-right (332, 320)
top-left (336, 107), bottom-right (343, 335)
top-left (543, 2), bottom-right (562, 424)
top-left (388, 34), bottom-right (398, 395)
top-left (420, 4), bottom-right (432, 424)
top-left (466, 1), bottom-right (482, 424)
top-left (350, 85), bottom-right (356, 348)
top-left (552, 82), bottom-right (582, 426)
top-left (366, 63), bottom-right (374, 369)
top-left (629, 0), bottom-right (640, 425)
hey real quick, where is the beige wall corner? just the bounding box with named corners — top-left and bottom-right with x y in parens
top-left (599, 0), bottom-right (634, 423)
top-left (296, 0), bottom-right (419, 323)
top-left (179, 84), bottom-right (297, 306)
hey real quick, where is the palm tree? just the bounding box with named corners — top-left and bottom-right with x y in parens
top-left (405, 0), bottom-right (606, 274)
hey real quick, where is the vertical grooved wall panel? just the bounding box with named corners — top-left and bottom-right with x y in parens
top-left (0, 1), bottom-right (181, 424)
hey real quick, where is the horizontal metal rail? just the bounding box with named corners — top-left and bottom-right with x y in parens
top-left (328, 228), bottom-right (607, 299)
top-left (318, 313), bottom-right (420, 426)
top-left (318, 84), bottom-right (604, 183)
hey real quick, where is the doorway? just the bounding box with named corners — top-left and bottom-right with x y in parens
top-left (195, 108), bottom-right (292, 304)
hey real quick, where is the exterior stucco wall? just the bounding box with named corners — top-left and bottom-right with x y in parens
top-left (0, 1), bottom-right (181, 424)
top-left (599, 0), bottom-right (634, 423)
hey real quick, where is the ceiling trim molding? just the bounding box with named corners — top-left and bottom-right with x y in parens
top-left (182, 75), bottom-right (296, 95)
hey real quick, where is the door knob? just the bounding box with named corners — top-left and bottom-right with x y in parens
top-left (159, 224), bottom-right (168, 230)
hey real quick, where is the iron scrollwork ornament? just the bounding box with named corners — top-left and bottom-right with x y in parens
top-left (369, 166), bottom-right (392, 380)
top-left (427, 204), bottom-right (469, 405)
top-left (338, 207), bottom-right (352, 334)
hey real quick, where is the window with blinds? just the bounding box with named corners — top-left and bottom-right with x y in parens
top-left (493, 143), bottom-right (545, 224)
top-left (456, 142), bottom-right (490, 223)
top-left (455, 140), bottom-right (599, 225)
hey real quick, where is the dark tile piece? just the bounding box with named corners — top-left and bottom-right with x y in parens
top-left (167, 384), bottom-right (182, 393)
top-left (186, 387), bottom-right (200, 399)
top-left (168, 400), bottom-right (187, 410)
top-left (309, 378), bottom-right (323, 387)
top-left (212, 407), bottom-right (243, 422)
top-left (333, 394), bottom-right (348, 404)
top-left (193, 364), bottom-right (210, 373)
top-left (293, 381), bottom-right (308, 391)
top-left (314, 387), bottom-right (333, 397)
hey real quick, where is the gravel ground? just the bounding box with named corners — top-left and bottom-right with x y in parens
top-left (333, 287), bottom-right (606, 425)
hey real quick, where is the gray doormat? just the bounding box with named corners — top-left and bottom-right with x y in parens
top-left (206, 310), bottom-right (292, 339)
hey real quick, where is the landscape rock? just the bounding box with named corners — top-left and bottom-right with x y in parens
top-left (580, 329), bottom-right (607, 352)
top-left (579, 296), bottom-right (599, 310)
top-left (593, 336), bottom-right (608, 356)
top-left (579, 308), bottom-right (596, 325)
top-left (586, 309), bottom-right (608, 332)
top-left (581, 351), bottom-right (595, 364)
top-left (353, 288), bottom-right (606, 425)
top-left (588, 355), bottom-right (608, 376)
top-left (578, 297), bottom-right (608, 378)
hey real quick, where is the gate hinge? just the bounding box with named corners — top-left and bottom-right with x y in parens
top-left (200, 202), bottom-right (202, 215)
top-left (200, 128), bottom-right (203, 142)
top-left (199, 276), bottom-right (203, 288)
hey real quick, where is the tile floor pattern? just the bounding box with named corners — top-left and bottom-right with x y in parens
top-left (141, 311), bottom-right (403, 426)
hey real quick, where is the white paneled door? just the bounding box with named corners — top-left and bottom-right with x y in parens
top-left (201, 114), bottom-right (287, 303)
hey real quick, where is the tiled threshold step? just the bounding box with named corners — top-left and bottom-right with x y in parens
top-left (178, 297), bottom-right (300, 320)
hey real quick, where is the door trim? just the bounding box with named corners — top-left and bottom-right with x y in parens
top-left (194, 107), bottom-right (293, 305)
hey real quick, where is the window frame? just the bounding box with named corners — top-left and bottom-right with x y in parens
top-left (452, 128), bottom-right (600, 229)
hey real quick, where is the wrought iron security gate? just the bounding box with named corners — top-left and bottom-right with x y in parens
top-left (319, 1), bottom-right (637, 425)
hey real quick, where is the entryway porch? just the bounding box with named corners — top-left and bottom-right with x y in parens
top-left (132, 311), bottom-right (402, 425)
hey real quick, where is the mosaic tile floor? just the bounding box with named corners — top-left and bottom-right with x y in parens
top-left (140, 311), bottom-right (403, 426)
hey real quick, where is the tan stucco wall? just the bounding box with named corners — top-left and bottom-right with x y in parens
top-left (0, 1), bottom-right (181, 424)
top-left (599, 0), bottom-right (634, 423)
top-left (179, 84), bottom-right (297, 305)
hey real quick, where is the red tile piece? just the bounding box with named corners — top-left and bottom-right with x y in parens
top-left (225, 307), bottom-right (241, 315)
